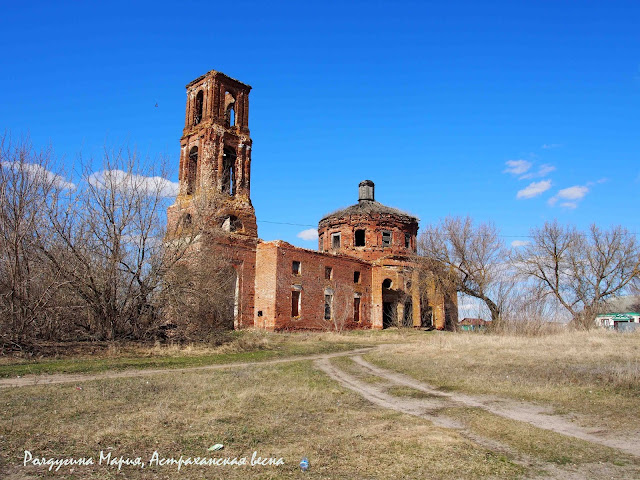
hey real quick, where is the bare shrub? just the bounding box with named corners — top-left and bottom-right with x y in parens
top-left (314, 283), bottom-right (357, 332)
top-left (159, 236), bottom-right (236, 341)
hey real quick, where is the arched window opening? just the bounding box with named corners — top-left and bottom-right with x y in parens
top-left (224, 91), bottom-right (236, 127)
top-left (187, 147), bottom-right (198, 195)
top-left (324, 293), bottom-right (333, 320)
top-left (222, 215), bottom-right (242, 233)
top-left (183, 213), bottom-right (192, 227)
top-left (194, 90), bottom-right (204, 125)
top-left (291, 290), bottom-right (301, 317)
top-left (226, 105), bottom-right (235, 127)
top-left (382, 279), bottom-right (395, 328)
top-left (222, 147), bottom-right (237, 196)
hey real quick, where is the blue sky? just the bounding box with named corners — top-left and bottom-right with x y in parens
top-left (1, 0), bottom-right (639, 248)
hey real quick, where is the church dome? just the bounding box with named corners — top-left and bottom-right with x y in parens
top-left (317, 181), bottom-right (418, 261)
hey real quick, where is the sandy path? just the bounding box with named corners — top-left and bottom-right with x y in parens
top-left (316, 355), bottom-right (640, 459)
top-left (0, 348), bottom-right (374, 388)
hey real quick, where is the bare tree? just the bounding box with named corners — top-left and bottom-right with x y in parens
top-left (0, 135), bottom-right (70, 348)
top-left (417, 216), bottom-right (506, 324)
top-left (512, 221), bottom-right (640, 328)
top-left (41, 147), bottom-right (195, 340)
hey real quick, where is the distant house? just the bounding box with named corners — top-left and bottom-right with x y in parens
top-left (595, 296), bottom-right (640, 331)
top-left (459, 318), bottom-right (490, 331)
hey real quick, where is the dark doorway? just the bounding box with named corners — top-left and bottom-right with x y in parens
top-left (383, 302), bottom-right (395, 329)
top-left (421, 305), bottom-right (433, 328)
top-left (403, 300), bottom-right (413, 327)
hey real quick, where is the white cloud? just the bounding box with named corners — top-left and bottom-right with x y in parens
top-left (519, 163), bottom-right (556, 180)
top-left (537, 164), bottom-right (556, 176)
top-left (503, 160), bottom-right (532, 176)
top-left (548, 185), bottom-right (589, 208)
top-left (511, 240), bottom-right (530, 247)
top-left (1, 161), bottom-right (76, 190)
top-left (516, 180), bottom-right (552, 199)
top-left (557, 185), bottom-right (589, 200)
top-left (297, 228), bottom-right (318, 241)
top-left (560, 202), bottom-right (578, 209)
top-left (541, 143), bottom-right (562, 149)
top-left (88, 170), bottom-right (179, 197)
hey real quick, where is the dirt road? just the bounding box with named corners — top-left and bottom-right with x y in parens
top-left (315, 354), bottom-right (640, 459)
top-left (0, 348), bottom-right (374, 388)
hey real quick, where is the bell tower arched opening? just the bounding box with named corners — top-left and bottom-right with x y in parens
top-left (222, 147), bottom-right (237, 196)
top-left (194, 90), bottom-right (204, 125)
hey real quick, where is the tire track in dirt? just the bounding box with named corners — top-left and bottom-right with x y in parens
top-left (324, 355), bottom-right (640, 458)
top-left (313, 356), bottom-right (544, 474)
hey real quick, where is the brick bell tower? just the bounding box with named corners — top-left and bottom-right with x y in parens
top-left (172, 69), bottom-right (257, 237)
top-left (167, 70), bottom-right (258, 329)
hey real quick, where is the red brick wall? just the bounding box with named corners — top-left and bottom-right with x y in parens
top-left (255, 241), bottom-right (372, 330)
top-left (254, 242), bottom-right (278, 329)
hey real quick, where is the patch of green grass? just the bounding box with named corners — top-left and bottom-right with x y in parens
top-left (0, 340), bottom-right (362, 378)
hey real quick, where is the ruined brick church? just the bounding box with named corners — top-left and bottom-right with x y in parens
top-left (167, 70), bottom-right (455, 330)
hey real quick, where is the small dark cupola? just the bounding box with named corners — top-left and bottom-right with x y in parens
top-left (358, 180), bottom-right (375, 203)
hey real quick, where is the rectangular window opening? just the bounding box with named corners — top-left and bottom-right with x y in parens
top-left (318, 234), bottom-right (324, 252)
top-left (382, 231), bottom-right (392, 247)
top-left (325, 266), bottom-right (333, 280)
top-left (405, 233), bottom-right (411, 248)
top-left (331, 233), bottom-right (341, 249)
top-left (354, 271), bottom-right (361, 284)
top-left (354, 229), bottom-right (365, 247)
top-left (291, 291), bottom-right (301, 317)
top-left (354, 297), bottom-right (361, 323)
top-left (292, 260), bottom-right (301, 275)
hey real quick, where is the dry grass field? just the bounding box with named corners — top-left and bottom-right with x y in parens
top-left (1, 329), bottom-right (639, 479)
top-left (365, 330), bottom-right (640, 436)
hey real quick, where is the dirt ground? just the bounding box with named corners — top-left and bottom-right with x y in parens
top-left (2, 338), bottom-right (639, 479)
